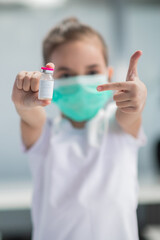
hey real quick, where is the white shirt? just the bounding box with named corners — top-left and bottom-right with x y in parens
top-left (23, 103), bottom-right (146, 240)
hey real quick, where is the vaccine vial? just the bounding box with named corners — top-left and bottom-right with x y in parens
top-left (38, 67), bottom-right (54, 100)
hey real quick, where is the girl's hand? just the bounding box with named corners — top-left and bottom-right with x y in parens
top-left (97, 51), bottom-right (147, 115)
top-left (12, 63), bottom-right (55, 110)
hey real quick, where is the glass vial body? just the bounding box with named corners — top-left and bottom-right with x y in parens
top-left (38, 67), bottom-right (54, 100)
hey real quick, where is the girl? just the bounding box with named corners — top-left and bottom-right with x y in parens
top-left (12, 18), bottom-right (147, 240)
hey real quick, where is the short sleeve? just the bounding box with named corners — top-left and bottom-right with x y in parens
top-left (106, 102), bottom-right (147, 148)
top-left (121, 125), bottom-right (147, 148)
top-left (21, 118), bottom-right (53, 157)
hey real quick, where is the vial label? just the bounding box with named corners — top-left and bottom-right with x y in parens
top-left (38, 80), bottom-right (54, 99)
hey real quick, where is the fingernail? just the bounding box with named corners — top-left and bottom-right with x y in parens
top-left (97, 86), bottom-right (102, 91)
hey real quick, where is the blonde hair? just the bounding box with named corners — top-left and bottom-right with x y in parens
top-left (43, 17), bottom-right (108, 65)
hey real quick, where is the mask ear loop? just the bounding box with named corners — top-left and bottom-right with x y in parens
top-left (86, 109), bottom-right (107, 148)
top-left (86, 96), bottom-right (115, 148)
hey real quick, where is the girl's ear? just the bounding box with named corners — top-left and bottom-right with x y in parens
top-left (107, 66), bottom-right (114, 82)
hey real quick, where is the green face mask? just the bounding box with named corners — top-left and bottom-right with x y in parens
top-left (52, 74), bottom-right (112, 122)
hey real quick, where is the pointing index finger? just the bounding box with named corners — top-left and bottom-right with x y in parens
top-left (127, 50), bottom-right (142, 80)
top-left (97, 82), bottom-right (130, 91)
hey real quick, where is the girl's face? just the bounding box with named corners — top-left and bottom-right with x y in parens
top-left (50, 40), bottom-right (112, 79)
top-left (49, 40), bottom-right (113, 128)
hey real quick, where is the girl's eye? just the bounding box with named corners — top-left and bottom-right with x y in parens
top-left (60, 73), bottom-right (71, 78)
top-left (87, 70), bottom-right (98, 75)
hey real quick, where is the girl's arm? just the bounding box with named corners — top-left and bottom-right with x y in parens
top-left (12, 63), bottom-right (54, 149)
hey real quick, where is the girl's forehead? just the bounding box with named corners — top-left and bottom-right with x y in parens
top-left (50, 40), bottom-right (106, 68)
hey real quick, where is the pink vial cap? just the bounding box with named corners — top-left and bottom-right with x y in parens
top-left (41, 67), bottom-right (54, 71)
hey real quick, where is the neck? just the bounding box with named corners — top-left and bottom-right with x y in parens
top-left (61, 113), bottom-right (86, 129)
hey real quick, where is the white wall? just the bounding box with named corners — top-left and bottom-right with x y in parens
top-left (126, 6), bottom-right (160, 178)
top-left (0, 3), bottom-right (160, 182)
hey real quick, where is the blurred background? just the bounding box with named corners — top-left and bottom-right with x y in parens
top-left (0, 0), bottom-right (160, 239)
